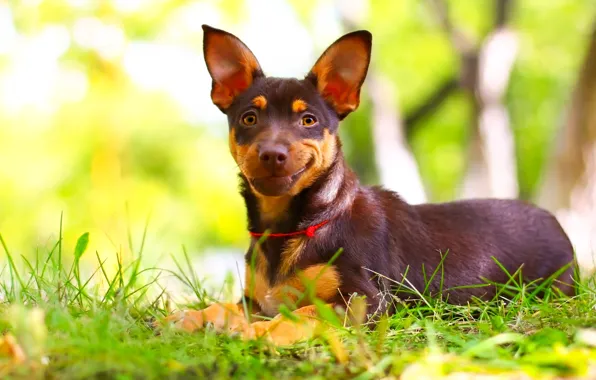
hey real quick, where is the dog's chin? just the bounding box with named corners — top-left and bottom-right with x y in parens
top-left (249, 164), bottom-right (311, 197)
top-left (250, 176), bottom-right (295, 196)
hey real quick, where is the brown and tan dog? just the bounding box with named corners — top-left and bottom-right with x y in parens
top-left (157, 25), bottom-right (577, 345)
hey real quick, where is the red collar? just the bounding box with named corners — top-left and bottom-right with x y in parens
top-left (249, 220), bottom-right (330, 239)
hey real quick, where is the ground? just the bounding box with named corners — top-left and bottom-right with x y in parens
top-left (1, 232), bottom-right (595, 379)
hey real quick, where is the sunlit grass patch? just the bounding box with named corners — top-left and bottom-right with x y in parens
top-left (0, 225), bottom-right (595, 379)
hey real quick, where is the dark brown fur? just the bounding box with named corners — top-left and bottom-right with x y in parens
top-left (201, 25), bottom-right (577, 322)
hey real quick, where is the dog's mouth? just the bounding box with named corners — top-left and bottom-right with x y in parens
top-left (249, 159), bottom-right (314, 196)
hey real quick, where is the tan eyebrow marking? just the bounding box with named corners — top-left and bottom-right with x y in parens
top-left (252, 95), bottom-right (267, 110)
top-left (292, 99), bottom-right (307, 113)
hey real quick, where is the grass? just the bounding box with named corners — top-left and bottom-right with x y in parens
top-left (1, 227), bottom-right (596, 380)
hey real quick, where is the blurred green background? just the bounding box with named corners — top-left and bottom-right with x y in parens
top-left (0, 0), bottom-right (595, 265)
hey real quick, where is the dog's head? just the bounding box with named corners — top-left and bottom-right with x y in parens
top-left (202, 25), bottom-right (371, 197)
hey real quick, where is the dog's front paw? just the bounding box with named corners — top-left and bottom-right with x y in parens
top-left (157, 309), bottom-right (205, 332)
top-left (240, 317), bottom-right (319, 346)
top-left (156, 303), bottom-right (247, 334)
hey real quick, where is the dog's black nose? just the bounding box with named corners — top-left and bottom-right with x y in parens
top-left (259, 144), bottom-right (288, 172)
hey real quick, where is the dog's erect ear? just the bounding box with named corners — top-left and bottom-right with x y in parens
top-left (307, 30), bottom-right (372, 119)
top-left (202, 25), bottom-right (264, 112)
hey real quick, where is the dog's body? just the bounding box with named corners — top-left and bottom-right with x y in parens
top-left (160, 25), bottom-right (576, 345)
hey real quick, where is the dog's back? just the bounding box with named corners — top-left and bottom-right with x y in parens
top-left (384, 195), bottom-right (577, 303)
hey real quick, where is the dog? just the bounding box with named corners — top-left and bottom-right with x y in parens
top-left (157, 25), bottom-right (577, 345)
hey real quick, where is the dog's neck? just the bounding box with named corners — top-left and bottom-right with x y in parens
top-left (240, 150), bottom-right (359, 237)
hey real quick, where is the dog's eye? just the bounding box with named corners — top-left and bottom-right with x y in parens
top-left (301, 115), bottom-right (317, 127)
top-left (241, 112), bottom-right (258, 126)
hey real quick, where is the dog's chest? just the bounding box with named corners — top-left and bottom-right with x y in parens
top-left (244, 242), bottom-right (342, 317)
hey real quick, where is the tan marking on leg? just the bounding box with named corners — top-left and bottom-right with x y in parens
top-left (274, 264), bottom-right (341, 304)
top-left (244, 250), bottom-right (269, 304)
top-left (246, 261), bottom-right (341, 316)
top-left (292, 99), bottom-right (307, 113)
top-left (252, 95), bottom-right (267, 110)
top-left (245, 245), bottom-right (286, 317)
top-left (159, 303), bottom-right (247, 333)
top-left (242, 304), bottom-right (331, 345)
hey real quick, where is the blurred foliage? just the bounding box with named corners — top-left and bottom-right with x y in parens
top-left (0, 0), bottom-right (595, 261)
top-left (359, 0), bottom-right (595, 200)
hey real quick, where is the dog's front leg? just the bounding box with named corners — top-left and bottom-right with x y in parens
top-left (159, 302), bottom-right (251, 334)
top-left (240, 304), bottom-right (334, 346)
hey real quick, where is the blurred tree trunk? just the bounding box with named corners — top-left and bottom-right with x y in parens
top-left (335, 0), bottom-right (427, 204)
top-left (368, 73), bottom-right (428, 204)
top-left (536, 23), bottom-right (596, 271)
top-left (427, 0), bottom-right (519, 199)
top-left (460, 28), bottom-right (519, 199)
